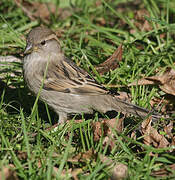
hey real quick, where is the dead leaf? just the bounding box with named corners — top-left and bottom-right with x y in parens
top-left (104, 117), bottom-right (124, 134)
top-left (111, 163), bottom-right (128, 180)
top-left (96, 17), bottom-right (106, 26)
top-left (96, 44), bottom-right (123, 74)
top-left (92, 117), bottom-right (125, 149)
top-left (68, 149), bottom-right (95, 163)
top-left (141, 117), bottom-right (170, 148)
top-left (164, 121), bottom-right (173, 138)
top-left (99, 154), bottom-right (128, 180)
top-left (14, 0), bottom-right (73, 24)
top-left (53, 167), bottom-right (82, 180)
top-left (92, 121), bottom-right (103, 142)
top-left (17, 151), bottom-right (28, 160)
top-left (128, 78), bottom-right (156, 86)
top-left (71, 168), bottom-right (83, 180)
top-left (14, 0), bottom-right (55, 24)
top-left (164, 121), bottom-right (175, 147)
top-left (92, 117), bottom-right (124, 142)
top-left (152, 164), bottom-right (175, 177)
top-left (0, 165), bottom-right (18, 180)
top-left (129, 68), bottom-right (175, 96)
top-left (134, 9), bottom-right (152, 32)
top-left (53, 168), bottom-right (71, 178)
top-left (33, 2), bottom-right (56, 20)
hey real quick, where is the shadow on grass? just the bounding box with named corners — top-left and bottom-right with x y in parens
top-left (0, 79), bottom-right (58, 124)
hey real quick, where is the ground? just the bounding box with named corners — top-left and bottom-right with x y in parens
top-left (0, 0), bottom-right (175, 179)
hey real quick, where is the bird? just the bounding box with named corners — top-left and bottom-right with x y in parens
top-left (23, 26), bottom-right (160, 123)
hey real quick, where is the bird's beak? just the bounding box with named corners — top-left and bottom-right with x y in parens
top-left (24, 43), bottom-right (33, 54)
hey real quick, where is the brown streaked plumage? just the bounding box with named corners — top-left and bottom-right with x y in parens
top-left (23, 26), bottom-right (160, 123)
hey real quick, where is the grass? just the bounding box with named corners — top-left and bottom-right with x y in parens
top-left (0, 0), bottom-right (175, 179)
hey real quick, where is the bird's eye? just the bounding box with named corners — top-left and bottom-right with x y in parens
top-left (41, 40), bottom-right (46, 46)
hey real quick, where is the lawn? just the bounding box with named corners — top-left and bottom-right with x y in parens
top-left (0, 0), bottom-right (175, 179)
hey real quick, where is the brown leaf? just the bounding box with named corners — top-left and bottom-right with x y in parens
top-left (111, 163), bottom-right (128, 180)
top-left (0, 165), bottom-right (18, 180)
top-left (103, 136), bottom-right (116, 149)
top-left (92, 117), bottom-right (125, 149)
top-left (92, 117), bottom-right (124, 142)
top-left (99, 154), bottom-right (128, 180)
top-left (134, 9), bottom-right (152, 32)
top-left (104, 117), bottom-right (124, 134)
top-left (17, 151), bottom-right (28, 160)
top-left (96, 44), bottom-right (123, 74)
top-left (141, 117), bottom-right (169, 148)
top-left (68, 149), bottom-right (95, 163)
top-left (54, 168), bottom-right (82, 180)
top-left (129, 68), bottom-right (175, 96)
top-left (164, 121), bottom-right (173, 139)
top-left (164, 121), bottom-right (175, 147)
top-left (128, 78), bottom-right (157, 86)
top-left (33, 2), bottom-right (56, 20)
top-left (158, 68), bottom-right (175, 96)
top-left (96, 17), bottom-right (106, 26)
top-left (71, 168), bottom-right (83, 180)
top-left (14, 1), bottom-right (73, 24)
top-left (92, 121), bottom-right (103, 142)
top-left (152, 164), bottom-right (175, 177)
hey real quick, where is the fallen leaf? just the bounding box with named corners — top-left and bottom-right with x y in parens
top-left (104, 117), bottom-right (124, 134)
top-left (96, 44), bottom-right (123, 74)
top-left (14, 0), bottom-right (73, 24)
top-left (152, 164), bottom-right (175, 177)
top-left (134, 9), bottom-right (152, 32)
top-left (129, 67), bottom-right (175, 96)
top-left (53, 168), bottom-right (72, 178)
top-left (68, 149), bottom-right (96, 163)
top-left (92, 117), bottom-right (124, 142)
top-left (99, 154), bottom-right (128, 180)
top-left (164, 121), bottom-right (173, 138)
top-left (53, 167), bottom-right (82, 180)
top-left (111, 163), bottom-right (128, 180)
top-left (164, 121), bottom-right (175, 147)
top-left (92, 117), bottom-right (125, 149)
top-left (0, 164), bottom-right (18, 180)
top-left (92, 121), bottom-right (103, 142)
top-left (17, 151), bottom-right (28, 160)
top-left (96, 17), bottom-right (106, 26)
top-left (128, 78), bottom-right (156, 86)
top-left (141, 117), bottom-right (170, 148)
top-left (33, 2), bottom-right (56, 20)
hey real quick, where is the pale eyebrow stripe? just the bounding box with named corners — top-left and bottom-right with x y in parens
top-left (45, 34), bottom-right (59, 42)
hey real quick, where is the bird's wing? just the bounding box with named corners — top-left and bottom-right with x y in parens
top-left (43, 57), bottom-right (108, 95)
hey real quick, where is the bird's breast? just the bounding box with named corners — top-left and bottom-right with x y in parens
top-left (23, 53), bottom-right (44, 94)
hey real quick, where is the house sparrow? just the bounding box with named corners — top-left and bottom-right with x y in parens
top-left (23, 26), bottom-right (159, 123)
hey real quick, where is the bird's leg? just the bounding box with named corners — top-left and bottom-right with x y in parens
top-left (58, 112), bottom-right (68, 123)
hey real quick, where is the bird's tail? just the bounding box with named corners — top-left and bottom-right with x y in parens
top-left (110, 96), bottom-right (161, 121)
